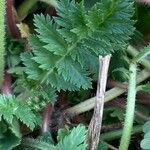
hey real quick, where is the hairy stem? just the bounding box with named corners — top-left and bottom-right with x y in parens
top-left (101, 125), bottom-right (142, 141)
top-left (119, 63), bottom-right (137, 150)
top-left (0, 0), bottom-right (5, 88)
top-left (66, 69), bottom-right (150, 116)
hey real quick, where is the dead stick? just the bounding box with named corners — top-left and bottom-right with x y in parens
top-left (87, 55), bottom-right (111, 150)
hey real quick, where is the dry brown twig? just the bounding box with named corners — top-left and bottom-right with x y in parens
top-left (87, 55), bottom-right (111, 150)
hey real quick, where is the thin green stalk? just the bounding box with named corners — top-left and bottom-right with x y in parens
top-left (17, 0), bottom-right (58, 22)
top-left (0, 0), bottom-right (5, 88)
top-left (40, 0), bottom-right (58, 7)
top-left (101, 125), bottom-right (142, 141)
top-left (119, 63), bottom-right (137, 150)
top-left (17, 0), bottom-right (37, 21)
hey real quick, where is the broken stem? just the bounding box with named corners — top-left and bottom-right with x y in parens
top-left (87, 55), bottom-right (111, 150)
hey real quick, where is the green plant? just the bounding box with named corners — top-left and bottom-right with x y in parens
top-left (2, 0), bottom-right (150, 149)
top-left (119, 44), bottom-right (150, 150)
top-left (0, 94), bottom-right (39, 130)
top-left (21, 0), bottom-right (135, 91)
top-left (0, 0), bottom-right (5, 87)
top-left (141, 120), bottom-right (150, 150)
top-left (0, 94), bottom-right (40, 149)
top-left (136, 72), bottom-right (150, 150)
top-left (22, 124), bottom-right (87, 150)
top-left (119, 62), bottom-right (137, 150)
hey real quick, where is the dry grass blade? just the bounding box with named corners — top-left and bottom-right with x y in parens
top-left (87, 55), bottom-right (111, 150)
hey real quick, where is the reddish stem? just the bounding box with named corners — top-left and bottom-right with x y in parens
top-left (46, 6), bottom-right (56, 17)
top-left (42, 103), bottom-right (53, 133)
top-left (1, 71), bottom-right (11, 95)
top-left (6, 0), bottom-right (20, 38)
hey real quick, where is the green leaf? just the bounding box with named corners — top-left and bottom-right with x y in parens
top-left (22, 138), bottom-right (57, 150)
top-left (109, 50), bottom-right (129, 81)
top-left (133, 44), bottom-right (150, 63)
top-left (141, 138), bottom-right (150, 150)
top-left (0, 94), bottom-right (39, 131)
top-left (143, 121), bottom-right (150, 133)
top-left (0, 130), bottom-right (21, 150)
top-left (84, 0), bottom-right (99, 9)
top-left (110, 107), bottom-right (124, 121)
top-left (14, 76), bottom-right (57, 111)
top-left (112, 67), bottom-right (130, 80)
top-left (7, 67), bottom-right (24, 75)
top-left (37, 132), bottom-right (54, 144)
top-left (140, 121), bottom-right (150, 150)
top-left (34, 14), bottom-right (67, 56)
top-left (15, 103), bottom-right (38, 130)
top-left (57, 126), bottom-right (70, 142)
top-left (57, 124), bottom-right (87, 150)
top-left (22, 0), bottom-right (135, 91)
top-left (137, 83), bottom-right (150, 92)
top-left (56, 57), bottom-right (92, 89)
top-left (9, 118), bottom-right (21, 138)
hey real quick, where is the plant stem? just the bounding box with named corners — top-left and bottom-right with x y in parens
top-left (0, 0), bottom-right (5, 88)
top-left (127, 45), bottom-right (150, 71)
top-left (119, 63), bottom-right (137, 150)
top-left (42, 103), bottom-right (53, 133)
top-left (87, 55), bottom-right (111, 150)
top-left (40, 0), bottom-right (58, 7)
top-left (17, 0), bottom-right (37, 21)
top-left (1, 72), bottom-right (11, 95)
top-left (6, 0), bottom-right (20, 38)
top-left (66, 69), bottom-right (150, 116)
top-left (101, 125), bottom-right (142, 141)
